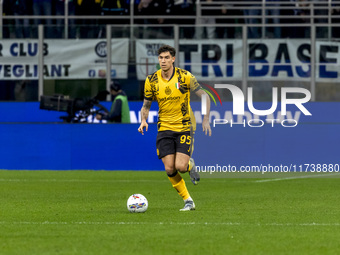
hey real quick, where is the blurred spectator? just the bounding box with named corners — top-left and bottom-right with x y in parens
top-left (195, 0), bottom-right (216, 39)
top-left (314, 0), bottom-right (328, 38)
top-left (137, 0), bottom-right (159, 24)
top-left (156, 0), bottom-right (174, 38)
top-left (136, 0), bottom-right (169, 38)
top-left (101, 0), bottom-right (129, 15)
top-left (2, 0), bottom-right (15, 38)
top-left (243, 0), bottom-right (262, 38)
top-left (215, 0), bottom-right (243, 38)
top-left (99, 0), bottom-right (129, 38)
top-left (173, 0), bottom-right (196, 39)
top-left (332, 0), bottom-right (340, 38)
top-left (265, 0), bottom-right (281, 38)
top-left (12, 0), bottom-right (31, 38)
top-left (32, 0), bottom-right (53, 38)
top-left (76, 0), bottom-right (102, 38)
top-left (55, 0), bottom-right (77, 38)
top-left (133, 0), bottom-right (146, 37)
top-left (279, 0), bottom-right (293, 38)
top-left (289, 0), bottom-right (311, 38)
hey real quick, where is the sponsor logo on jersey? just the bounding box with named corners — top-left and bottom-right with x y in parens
top-left (159, 96), bottom-right (181, 102)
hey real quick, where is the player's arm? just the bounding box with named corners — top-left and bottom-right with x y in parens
top-left (195, 89), bottom-right (212, 136)
top-left (138, 99), bottom-right (152, 135)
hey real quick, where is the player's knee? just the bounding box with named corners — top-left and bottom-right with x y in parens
top-left (164, 166), bottom-right (176, 176)
top-left (176, 163), bottom-right (188, 173)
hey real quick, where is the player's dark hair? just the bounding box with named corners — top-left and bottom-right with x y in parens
top-left (158, 45), bottom-right (176, 57)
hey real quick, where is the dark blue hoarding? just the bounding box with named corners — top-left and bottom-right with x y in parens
top-left (0, 102), bottom-right (339, 170)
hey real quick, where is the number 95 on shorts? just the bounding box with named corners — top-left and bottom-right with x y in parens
top-left (156, 130), bottom-right (193, 159)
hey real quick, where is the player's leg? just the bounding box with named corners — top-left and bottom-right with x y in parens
top-left (176, 132), bottom-right (200, 185)
top-left (188, 158), bottom-right (200, 185)
top-left (162, 154), bottom-right (176, 175)
top-left (162, 154), bottom-right (190, 199)
top-left (188, 128), bottom-right (200, 184)
top-left (174, 152), bottom-right (195, 211)
top-left (174, 152), bottom-right (190, 174)
top-left (157, 131), bottom-right (192, 210)
top-left (162, 154), bottom-right (193, 210)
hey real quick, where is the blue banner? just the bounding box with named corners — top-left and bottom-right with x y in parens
top-left (0, 101), bottom-right (339, 124)
top-left (0, 102), bottom-right (339, 170)
top-left (0, 122), bottom-right (339, 170)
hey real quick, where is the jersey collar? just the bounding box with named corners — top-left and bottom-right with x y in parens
top-left (160, 66), bottom-right (175, 83)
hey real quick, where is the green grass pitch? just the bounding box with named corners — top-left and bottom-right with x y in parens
top-left (0, 170), bottom-right (340, 255)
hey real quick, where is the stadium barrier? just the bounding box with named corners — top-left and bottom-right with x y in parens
top-left (0, 102), bottom-right (339, 170)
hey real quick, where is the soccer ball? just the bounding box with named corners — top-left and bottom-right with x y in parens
top-left (127, 194), bottom-right (148, 213)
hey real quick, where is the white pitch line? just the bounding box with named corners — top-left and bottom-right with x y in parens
top-left (0, 221), bottom-right (339, 226)
top-left (254, 172), bottom-right (340, 183)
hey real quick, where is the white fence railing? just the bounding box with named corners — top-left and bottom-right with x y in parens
top-left (1, 23), bottom-right (339, 101)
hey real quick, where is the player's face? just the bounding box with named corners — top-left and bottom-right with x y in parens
top-left (158, 52), bottom-right (175, 72)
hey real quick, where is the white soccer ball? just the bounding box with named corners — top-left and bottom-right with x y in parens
top-left (127, 194), bottom-right (148, 213)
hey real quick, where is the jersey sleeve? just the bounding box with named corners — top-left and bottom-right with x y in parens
top-left (144, 76), bottom-right (153, 101)
top-left (189, 73), bottom-right (202, 93)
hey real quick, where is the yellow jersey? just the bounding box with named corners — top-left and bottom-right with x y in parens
top-left (144, 67), bottom-right (201, 132)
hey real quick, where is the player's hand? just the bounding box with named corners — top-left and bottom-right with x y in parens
top-left (202, 118), bottom-right (212, 136)
top-left (138, 121), bottom-right (148, 135)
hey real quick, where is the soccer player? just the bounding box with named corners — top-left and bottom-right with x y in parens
top-left (138, 45), bottom-right (211, 211)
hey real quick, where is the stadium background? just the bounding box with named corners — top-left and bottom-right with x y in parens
top-left (0, 0), bottom-right (340, 170)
